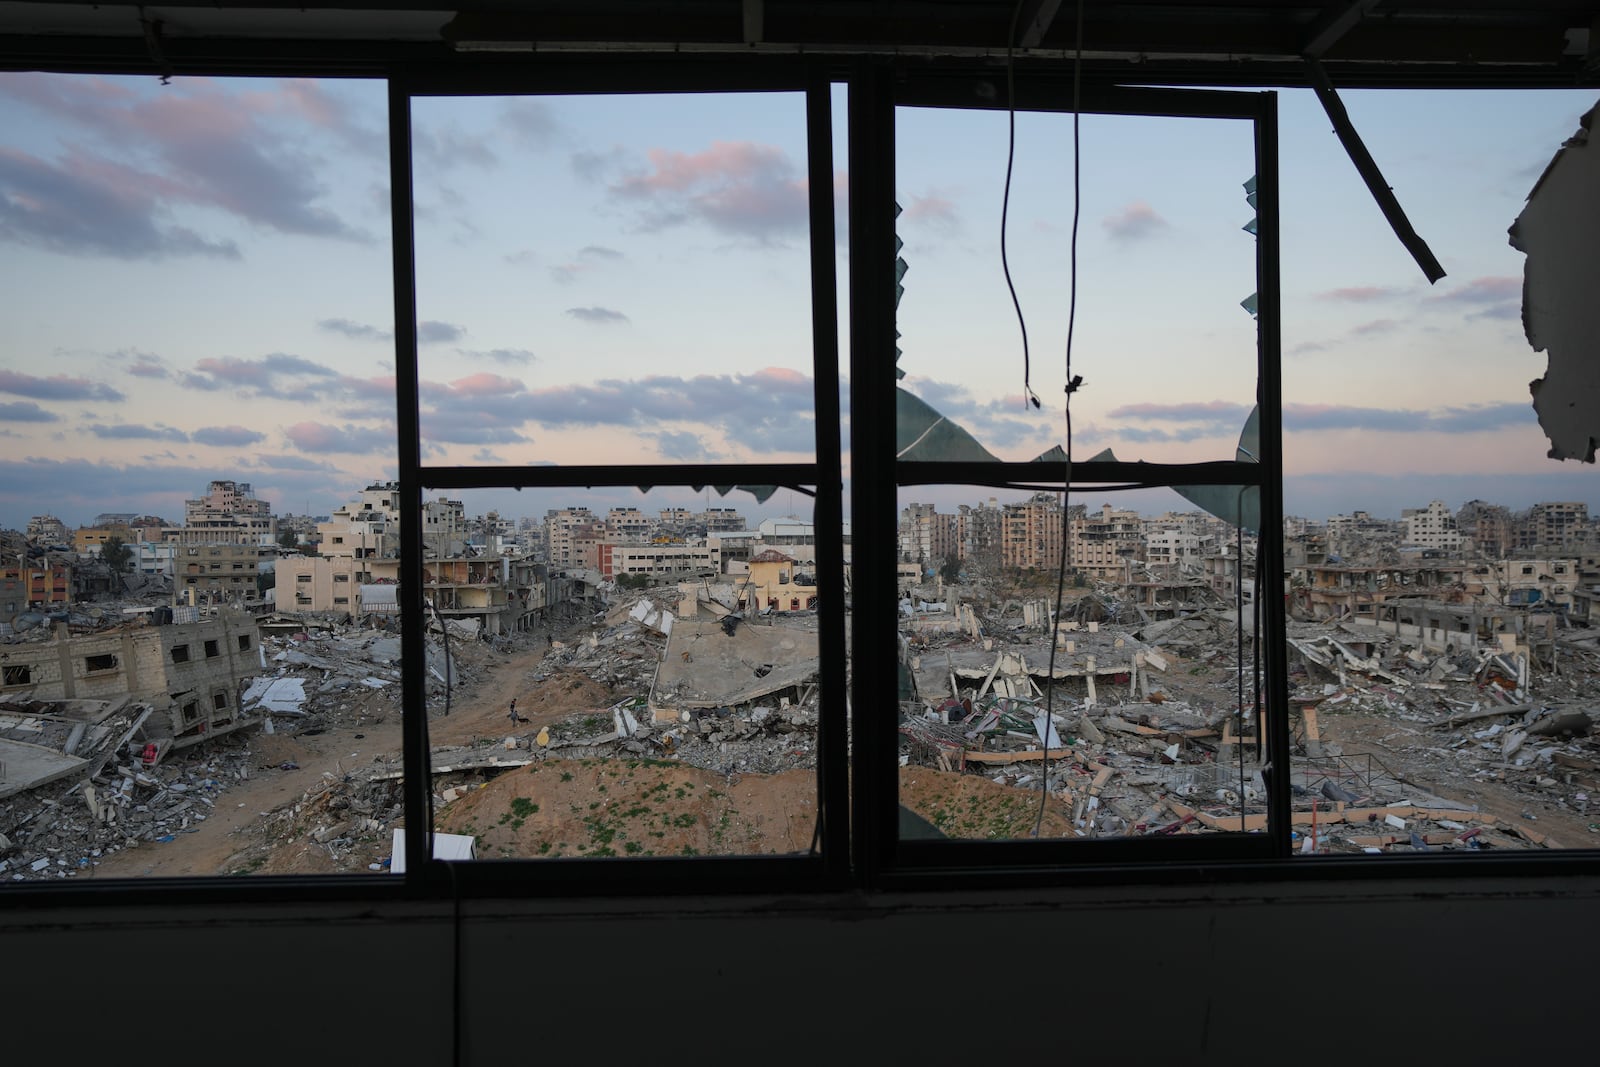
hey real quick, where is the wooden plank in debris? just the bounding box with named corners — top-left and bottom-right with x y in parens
top-left (961, 747), bottom-right (1076, 764)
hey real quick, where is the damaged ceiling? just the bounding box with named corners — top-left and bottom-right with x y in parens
top-left (0, 2), bottom-right (1595, 85)
top-left (1512, 100), bottom-right (1600, 463)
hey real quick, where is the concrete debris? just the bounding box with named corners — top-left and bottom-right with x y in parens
top-left (892, 591), bottom-right (1597, 850)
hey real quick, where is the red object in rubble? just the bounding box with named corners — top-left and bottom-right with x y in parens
top-left (141, 743), bottom-right (158, 764)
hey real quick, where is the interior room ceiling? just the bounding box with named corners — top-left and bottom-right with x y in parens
top-left (0, 1), bottom-right (1595, 85)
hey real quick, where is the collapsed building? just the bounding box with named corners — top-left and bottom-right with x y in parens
top-left (0, 608), bottom-right (262, 762)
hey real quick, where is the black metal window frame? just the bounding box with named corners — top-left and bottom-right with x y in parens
top-left (390, 64), bottom-right (850, 896)
top-left (851, 67), bottom-right (1288, 888)
top-left (4, 56), bottom-right (1599, 909)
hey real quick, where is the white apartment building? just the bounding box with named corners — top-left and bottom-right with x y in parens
top-left (1402, 500), bottom-right (1463, 552)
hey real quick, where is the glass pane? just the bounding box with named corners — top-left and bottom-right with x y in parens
top-left (423, 487), bottom-right (825, 859)
top-left (895, 485), bottom-right (1263, 841)
top-left (0, 73), bottom-right (397, 879)
top-left (410, 92), bottom-right (819, 466)
top-left (1279, 89), bottom-right (1600, 856)
top-left (894, 106), bottom-right (1259, 464)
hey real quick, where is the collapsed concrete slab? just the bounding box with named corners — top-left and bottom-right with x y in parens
top-left (649, 617), bottom-right (819, 724)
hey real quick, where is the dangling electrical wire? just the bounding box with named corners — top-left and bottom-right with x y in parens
top-left (1035, 0), bottom-right (1086, 839)
top-left (1003, 0), bottom-right (1040, 410)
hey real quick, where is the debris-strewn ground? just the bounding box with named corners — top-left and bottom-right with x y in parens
top-left (9, 579), bottom-right (1599, 879)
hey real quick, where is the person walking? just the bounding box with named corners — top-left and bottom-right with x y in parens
top-left (508, 698), bottom-right (519, 725)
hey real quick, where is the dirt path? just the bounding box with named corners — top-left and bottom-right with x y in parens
top-left (94, 644), bottom-right (566, 878)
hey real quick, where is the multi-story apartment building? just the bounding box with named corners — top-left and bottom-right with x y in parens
top-left (72, 523), bottom-right (134, 555)
top-left (318, 483), bottom-right (403, 559)
top-left (606, 506), bottom-right (653, 542)
top-left (1401, 499), bottom-right (1463, 552)
top-left (1517, 501), bottom-right (1589, 551)
top-left (998, 493), bottom-right (1063, 571)
top-left (176, 542), bottom-right (261, 603)
top-left (1071, 503), bottom-right (1143, 580)
top-left (600, 543), bottom-right (719, 580)
top-left (0, 609), bottom-right (261, 751)
top-left (956, 499), bottom-right (1002, 566)
top-left (701, 507), bottom-right (746, 533)
top-left (2, 559), bottom-right (72, 609)
top-left (166, 480), bottom-right (276, 546)
top-left (25, 515), bottom-right (71, 545)
top-left (277, 553), bottom-right (368, 613)
top-left (545, 506), bottom-right (598, 567)
top-left (897, 502), bottom-right (956, 565)
top-left (1456, 500), bottom-right (1515, 558)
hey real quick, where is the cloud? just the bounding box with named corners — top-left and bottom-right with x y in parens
top-left (457, 348), bottom-right (535, 365)
top-left (418, 320), bottom-right (466, 344)
top-left (0, 74), bottom-right (374, 250)
top-left (421, 365), bottom-right (819, 455)
top-left (126, 354), bottom-right (169, 379)
top-left (650, 430), bottom-right (722, 461)
top-left (902, 194), bottom-right (958, 228)
top-left (87, 422), bottom-right (188, 442)
top-left (1350, 318), bottom-right (1400, 336)
top-left (572, 146), bottom-right (629, 181)
top-left (1284, 401), bottom-right (1534, 434)
top-left (1429, 276), bottom-right (1520, 305)
top-left (408, 121), bottom-right (498, 171)
top-left (502, 100), bottom-right (560, 145)
top-left (566, 306), bottom-right (630, 325)
top-left (181, 352), bottom-right (339, 398)
top-left (470, 448), bottom-right (505, 463)
top-left (611, 140), bottom-right (808, 241)
top-left (319, 317), bottom-right (393, 341)
top-left (0, 369), bottom-right (125, 402)
top-left (1427, 275), bottom-right (1521, 321)
top-left (1102, 398), bottom-right (1536, 439)
top-left (1101, 201), bottom-right (1168, 242)
top-left (0, 401), bottom-right (60, 422)
top-left (1318, 286), bottom-right (1405, 303)
top-left (0, 145), bottom-right (243, 260)
top-left (283, 421), bottom-right (395, 454)
top-left (192, 425), bottom-right (268, 446)
top-left (550, 243), bottom-right (625, 284)
top-left (419, 372), bottom-right (535, 446)
top-left (1111, 401), bottom-right (1252, 423)
top-left (252, 454), bottom-right (338, 472)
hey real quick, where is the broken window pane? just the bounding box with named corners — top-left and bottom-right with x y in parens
top-left (0, 73), bottom-right (396, 880)
top-left (410, 92), bottom-right (821, 467)
top-left (895, 485), bottom-right (1265, 841)
top-left (1275, 89), bottom-right (1600, 857)
top-left (423, 488), bottom-right (825, 860)
top-left (893, 106), bottom-right (1259, 465)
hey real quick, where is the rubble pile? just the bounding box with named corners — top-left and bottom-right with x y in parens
top-left (899, 597), bottom-right (1600, 850)
top-left (0, 734), bottom-right (256, 880)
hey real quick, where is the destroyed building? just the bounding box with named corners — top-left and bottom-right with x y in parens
top-left (0, 610), bottom-right (262, 753)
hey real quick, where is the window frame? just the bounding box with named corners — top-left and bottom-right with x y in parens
top-left (0, 56), bottom-right (1596, 908)
top-left (855, 70), bottom-right (1289, 884)
top-left (389, 65), bottom-right (850, 894)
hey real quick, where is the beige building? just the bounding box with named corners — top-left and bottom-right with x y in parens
top-left (277, 554), bottom-right (367, 613)
top-left (1000, 493), bottom-right (1064, 571)
top-left (0, 610), bottom-right (261, 751)
top-left (1071, 504), bottom-right (1143, 580)
top-left (177, 543), bottom-right (261, 603)
top-left (745, 549), bottom-right (818, 612)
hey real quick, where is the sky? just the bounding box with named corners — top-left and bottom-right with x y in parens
top-left (0, 72), bottom-right (1595, 531)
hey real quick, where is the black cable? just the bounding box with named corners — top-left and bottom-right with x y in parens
top-left (1034, 0), bottom-right (1085, 839)
top-left (1002, 0), bottom-right (1040, 410)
